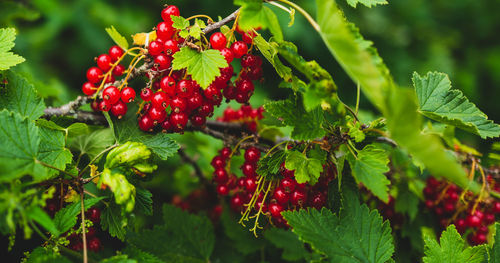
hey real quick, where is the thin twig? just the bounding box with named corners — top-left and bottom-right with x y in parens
top-left (203, 9), bottom-right (240, 34)
top-left (79, 187), bottom-right (88, 263)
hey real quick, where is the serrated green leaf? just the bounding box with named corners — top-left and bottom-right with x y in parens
top-left (283, 206), bottom-right (394, 263)
top-left (27, 206), bottom-right (59, 236)
top-left (188, 23), bottom-right (203, 40)
top-left (423, 225), bottom-right (487, 263)
top-left (69, 128), bottom-right (114, 160)
top-left (0, 28), bottom-right (25, 70)
top-left (264, 95), bottom-right (325, 140)
top-left (346, 116), bottom-right (365, 142)
top-left (53, 197), bottom-right (104, 234)
top-left (490, 223), bottom-right (500, 263)
top-left (413, 71), bottom-right (500, 139)
top-left (105, 25), bottom-right (129, 50)
top-left (236, 2), bottom-right (283, 42)
top-left (135, 187), bottom-right (152, 216)
top-left (123, 244), bottom-right (164, 263)
top-left (172, 47), bottom-right (228, 89)
top-left (347, 144), bottom-right (390, 202)
top-left (101, 203), bottom-right (127, 240)
top-left (100, 255), bottom-right (137, 263)
top-left (253, 35), bottom-right (292, 81)
top-left (26, 247), bottom-right (71, 263)
top-left (0, 71), bottom-right (45, 120)
top-left (285, 150), bottom-right (324, 184)
top-left (37, 126), bottom-right (72, 177)
top-left (346, 0), bottom-right (388, 8)
top-left (256, 150), bottom-right (287, 177)
top-left (171, 16), bottom-right (189, 30)
top-left (264, 228), bottom-right (309, 261)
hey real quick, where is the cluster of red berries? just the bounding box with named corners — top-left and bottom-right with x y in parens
top-left (211, 146), bottom-right (334, 228)
top-left (423, 176), bottom-right (500, 245)
top-left (67, 207), bottom-right (102, 252)
top-left (216, 105), bottom-right (264, 133)
top-left (82, 4), bottom-right (265, 134)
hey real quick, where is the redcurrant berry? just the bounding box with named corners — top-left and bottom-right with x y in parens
top-left (102, 86), bottom-right (120, 104)
top-left (120, 87), bottom-right (136, 103)
top-left (231, 41), bottom-right (248, 58)
top-left (210, 32), bottom-right (227, 49)
top-left (110, 100), bottom-right (127, 118)
top-left (82, 82), bottom-right (96, 96)
top-left (108, 45), bottom-right (124, 62)
top-left (86, 67), bottom-right (102, 84)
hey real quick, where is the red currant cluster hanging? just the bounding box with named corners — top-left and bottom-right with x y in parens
top-left (423, 176), bottom-right (500, 245)
top-left (216, 105), bottom-right (264, 133)
top-left (211, 144), bottom-right (334, 234)
top-left (81, 4), bottom-right (265, 134)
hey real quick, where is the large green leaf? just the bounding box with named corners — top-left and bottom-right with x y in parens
top-left (347, 144), bottom-right (390, 202)
top-left (68, 128), bottom-right (115, 160)
top-left (27, 206), bottom-right (59, 236)
top-left (101, 202), bottom-right (127, 240)
top-left (283, 206), bottom-right (394, 262)
top-left (264, 228), bottom-right (310, 261)
top-left (346, 0), bottom-right (388, 8)
top-left (0, 71), bottom-right (45, 120)
top-left (234, 0), bottom-right (283, 42)
top-left (253, 35), bottom-right (292, 81)
top-left (413, 71), bottom-right (500, 139)
top-left (0, 28), bottom-right (25, 70)
top-left (171, 47), bottom-right (228, 89)
top-left (489, 223), bottom-right (500, 263)
top-left (53, 197), bottom-right (104, 234)
top-left (37, 126), bottom-right (72, 177)
top-left (423, 225), bottom-right (487, 263)
top-left (315, 0), bottom-right (393, 113)
top-left (105, 25), bottom-right (129, 50)
top-left (285, 150), bottom-right (324, 184)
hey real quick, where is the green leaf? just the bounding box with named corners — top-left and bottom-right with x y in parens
top-left (285, 150), bottom-right (324, 184)
top-left (53, 197), bottom-right (104, 234)
top-left (413, 71), bottom-right (500, 139)
top-left (256, 149), bottom-right (287, 177)
top-left (264, 95), bottom-right (325, 140)
top-left (171, 47), bottom-right (228, 89)
top-left (347, 144), bottom-right (390, 202)
top-left (220, 209), bottom-right (263, 255)
top-left (135, 187), bottom-right (152, 216)
top-left (171, 16), bottom-right (189, 30)
top-left (100, 255), bottom-right (137, 263)
top-left (346, 116), bottom-right (365, 143)
top-left (394, 182), bottom-right (419, 221)
top-left (0, 28), bottom-right (25, 70)
top-left (423, 225), bottom-right (487, 263)
top-left (253, 35), bottom-right (292, 81)
top-left (27, 206), bottom-right (59, 236)
top-left (0, 110), bottom-right (45, 182)
top-left (235, 1), bottom-right (283, 42)
top-left (37, 126), bottom-right (72, 177)
top-left (489, 223), bottom-right (500, 263)
top-left (264, 228), bottom-right (309, 261)
top-left (123, 245), bottom-right (163, 263)
top-left (105, 25), bottom-right (129, 50)
top-left (346, 0), bottom-right (388, 8)
top-left (26, 247), bottom-right (71, 263)
top-left (283, 206), bottom-right (394, 262)
top-left (101, 203), bottom-right (127, 240)
top-left (69, 128), bottom-right (115, 160)
top-left (315, 0), bottom-right (393, 113)
top-left (0, 71), bottom-right (45, 120)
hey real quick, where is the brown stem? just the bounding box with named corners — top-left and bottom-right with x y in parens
top-left (79, 185), bottom-right (87, 263)
top-left (203, 9), bottom-right (240, 34)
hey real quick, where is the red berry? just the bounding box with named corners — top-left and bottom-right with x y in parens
top-left (213, 169), bottom-right (229, 184)
top-left (160, 76), bottom-right (176, 96)
top-left (235, 91), bottom-right (251, 104)
top-left (96, 54), bottom-right (112, 72)
top-left (141, 88), bottom-right (153, 101)
top-left (102, 86), bottom-right (120, 104)
top-left (88, 237), bottom-right (101, 252)
top-left (203, 84), bottom-right (222, 104)
top-left (220, 48), bottom-right (234, 63)
top-left (164, 39), bottom-right (179, 55)
top-left (291, 189), bottom-right (308, 207)
top-left (82, 82), bottom-right (96, 96)
top-left (108, 45), bottom-right (124, 62)
top-left (138, 115), bottom-right (154, 131)
top-left (268, 203), bottom-right (283, 218)
top-left (241, 162), bottom-right (256, 177)
top-left (99, 100), bottom-right (110, 111)
top-left (236, 79), bottom-right (254, 94)
top-left (187, 92), bottom-right (203, 111)
top-left (493, 201), bottom-right (500, 214)
top-left (216, 184), bottom-right (229, 195)
top-left (220, 147), bottom-right (231, 159)
top-left (91, 100), bottom-right (100, 112)
top-left (310, 192), bottom-right (326, 209)
top-left (176, 80), bottom-right (194, 98)
top-left (242, 32), bottom-right (254, 44)
top-left (161, 5), bottom-right (180, 23)
top-left (110, 100), bottom-right (127, 118)
top-left (112, 64), bottom-right (125, 76)
top-left (241, 54), bottom-right (259, 68)
top-left (148, 106), bottom-right (167, 123)
top-left (157, 21), bottom-right (175, 40)
top-left (244, 147), bottom-right (261, 163)
top-left (210, 32), bottom-right (227, 49)
top-left (86, 67), bottom-right (102, 84)
top-left (280, 178), bottom-right (297, 193)
top-left (170, 112), bottom-right (188, 129)
top-left (148, 41), bottom-right (163, 56)
top-left (198, 100), bottom-right (214, 117)
top-left (161, 119), bottom-right (172, 132)
top-left (151, 91), bottom-right (169, 109)
top-left (211, 156), bottom-right (226, 169)
top-left (466, 214), bottom-right (482, 228)
top-left (244, 176), bottom-right (257, 192)
top-left (86, 207), bottom-right (101, 222)
top-left (231, 41), bottom-right (248, 58)
top-left (455, 218), bottom-right (466, 233)
top-left (484, 212), bottom-right (495, 225)
top-left (154, 54), bottom-right (172, 70)
top-left (223, 84), bottom-right (237, 100)
top-left (425, 200), bottom-right (434, 209)
top-left (230, 193), bottom-right (244, 212)
top-left (171, 97), bottom-right (187, 113)
top-left (443, 201), bottom-right (456, 213)
top-left (190, 114), bottom-right (206, 127)
top-left (273, 187), bottom-right (290, 205)
top-left (120, 87), bottom-right (136, 103)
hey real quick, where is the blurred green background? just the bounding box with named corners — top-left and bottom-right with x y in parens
top-left (2, 0), bottom-right (499, 149)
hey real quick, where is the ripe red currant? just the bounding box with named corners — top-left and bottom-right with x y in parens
top-left (220, 147), bottom-right (231, 159)
top-left (273, 187), bottom-right (290, 205)
top-left (231, 41), bottom-right (248, 58)
top-left (210, 32), bottom-right (227, 49)
top-left (161, 5), bottom-right (180, 23)
top-left (139, 115), bottom-right (154, 131)
top-left (86, 207), bottom-right (101, 222)
top-left (82, 82), bottom-right (96, 96)
top-left (120, 87), bottom-right (136, 103)
top-left (213, 169), bottom-right (229, 184)
top-left (170, 112), bottom-right (188, 129)
top-left (108, 45), bottom-right (124, 62)
top-left (176, 80), bottom-right (194, 98)
top-left (211, 156), bottom-right (226, 169)
top-left (190, 114), bottom-right (206, 127)
top-left (86, 67), bottom-right (103, 84)
top-left (291, 189), bottom-right (308, 206)
top-left (88, 237), bottom-right (101, 252)
top-left (171, 97), bottom-right (187, 113)
top-left (148, 41), bottom-right (163, 56)
top-left (220, 48), bottom-right (234, 63)
top-left (112, 64), bottom-right (125, 76)
top-left (157, 21), bottom-right (175, 40)
top-left (148, 106), bottom-right (167, 123)
top-left (241, 162), bottom-right (256, 177)
top-left (154, 54), bottom-right (172, 70)
top-left (151, 91), bottom-right (169, 109)
top-left (187, 92), bottom-right (203, 111)
top-left (164, 39), bottom-right (179, 55)
top-left (268, 203), bottom-right (284, 218)
top-left (160, 76), bottom-right (176, 96)
top-left (102, 86), bottom-right (120, 104)
top-left (141, 88), bottom-right (153, 101)
top-left (244, 147), bottom-right (261, 163)
top-left (96, 54), bottom-right (112, 72)
top-left (216, 184), bottom-right (229, 195)
top-left (110, 100), bottom-right (127, 118)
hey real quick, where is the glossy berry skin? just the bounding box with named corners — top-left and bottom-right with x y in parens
top-left (216, 184), bottom-right (229, 195)
top-left (235, 91), bottom-right (251, 104)
top-left (148, 41), bottom-right (163, 56)
top-left (187, 92), bottom-right (203, 111)
top-left (220, 147), bottom-right (231, 159)
top-left (164, 39), bottom-right (179, 55)
top-left (291, 189), bottom-right (308, 207)
top-left (310, 192), bottom-right (327, 209)
top-left (176, 80), bottom-right (194, 98)
top-left (211, 156), bottom-right (226, 169)
top-left (148, 106), bottom-right (167, 122)
top-left (87, 207), bottom-right (101, 222)
top-left (171, 97), bottom-right (187, 113)
top-left (96, 54), bottom-right (112, 72)
top-left (273, 187), bottom-right (290, 205)
top-left (231, 41), bottom-right (248, 58)
top-left (210, 32), bottom-right (227, 49)
top-left (120, 87), bottom-right (136, 103)
top-left (213, 169), bottom-right (229, 184)
top-left (161, 119), bottom-right (172, 132)
top-left (151, 91), bottom-right (169, 109)
top-left (86, 67), bottom-right (102, 84)
top-left (230, 194), bottom-right (244, 212)
top-left (138, 115), bottom-right (154, 131)
top-left (190, 114), bottom-right (206, 127)
top-left (466, 214), bottom-right (482, 228)
top-left (241, 162), bottom-right (256, 177)
top-left (102, 86), bottom-right (120, 104)
top-left (244, 147), bottom-right (261, 163)
top-left (112, 64), bottom-right (125, 76)
top-left (244, 177), bottom-right (257, 192)
top-left (268, 203), bottom-right (283, 218)
top-left (88, 237), bottom-right (101, 252)
top-left (170, 112), bottom-right (188, 129)
top-left (160, 76), bottom-right (176, 96)
top-left (220, 48), bottom-right (234, 63)
top-left (110, 100), bottom-right (127, 118)
top-left (154, 54), bottom-right (171, 70)
top-left (236, 79), bottom-right (254, 94)
top-left (157, 22), bottom-right (175, 40)
top-left (90, 100), bottom-right (100, 112)
top-left (99, 100), bottom-right (110, 111)
top-left (161, 5), bottom-right (180, 23)
top-left (82, 82), bottom-right (96, 96)
top-left (108, 45), bottom-right (124, 62)
top-left (141, 88), bottom-right (153, 101)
